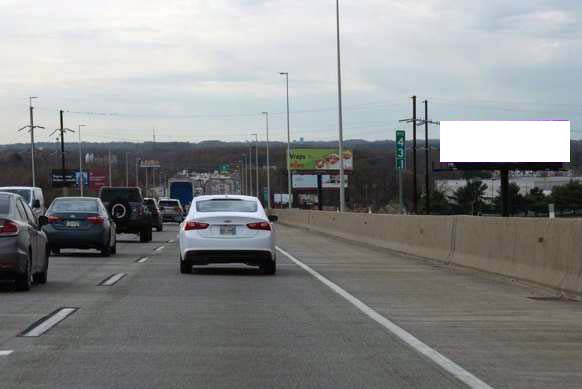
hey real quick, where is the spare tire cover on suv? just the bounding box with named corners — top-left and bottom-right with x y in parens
top-left (109, 198), bottom-right (132, 222)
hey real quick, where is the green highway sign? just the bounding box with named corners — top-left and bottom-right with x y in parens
top-left (395, 130), bottom-right (406, 170)
top-left (219, 164), bottom-right (230, 174)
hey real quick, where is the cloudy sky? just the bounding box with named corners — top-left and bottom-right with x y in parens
top-left (1, 0), bottom-right (580, 144)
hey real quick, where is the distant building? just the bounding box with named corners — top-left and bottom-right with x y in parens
top-left (436, 175), bottom-right (582, 200)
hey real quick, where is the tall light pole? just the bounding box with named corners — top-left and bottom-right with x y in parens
top-left (262, 112), bottom-right (271, 209)
top-left (18, 96), bottom-right (44, 187)
top-left (335, 0), bottom-right (346, 212)
top-left (108, 147), bottom-right (112, 187)
top-left (77, 124), bottom-right (86, 196)
top-left (279, 72), bottom-right (292, 208)
top-left (240, 158), bottom-right (244, 194)
top-left (241, 155), bottom-right (246, 195)
top-left (251, 133), bottom-right (259, 201)
top-left (248, 143), bottom-right (253, 196)
top-left (125, 152), bottom-right (129, 187)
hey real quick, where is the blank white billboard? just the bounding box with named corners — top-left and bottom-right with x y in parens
top-left (440, 121), bottom-right (570, 163)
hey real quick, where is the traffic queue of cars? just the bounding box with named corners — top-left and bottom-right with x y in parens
top-left (0, 186), bottom-right (279, 291)
top-left (0, 186), bottom-right (186, 291)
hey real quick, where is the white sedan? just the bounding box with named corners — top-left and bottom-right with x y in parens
top-left (178, 195), bottom-right (277, 275)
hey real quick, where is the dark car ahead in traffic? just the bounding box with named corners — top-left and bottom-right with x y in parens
top-left (0, 192), bottom-right (49, 291)
top-left (99, 187), bottom-right (152, 242)
top-left (158, 198), bottom-right (185, 223)
top-left (144, 198), bottom-right (163, 232)
top-left (43, 197), bottom-right (117, 256)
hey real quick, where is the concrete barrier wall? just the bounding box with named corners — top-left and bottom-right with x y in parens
top-left (452, 216), bottom-right (582, 295)
top-left (271, 209), bottom-right (582, 296)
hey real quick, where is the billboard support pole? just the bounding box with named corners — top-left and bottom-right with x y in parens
top-left (399, 170), bottom-right (404, 214)
top-left (501, 168), bottom-right (509, 217)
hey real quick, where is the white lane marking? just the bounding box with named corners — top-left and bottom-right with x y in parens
top-left (154, 246), bottom-right (165, 252)
top-left (136, 256), bottom-right (149, 263)
top-left (0, 350), bottom-right (13, 356)
top-left (99, 273), bottom-right (127, 286)
top-left (167, 239), bottom-right (175, 243)
top-left (276, 246), bottom-right (493, 389)
top-left (19, 308), bottom-right (78, 337)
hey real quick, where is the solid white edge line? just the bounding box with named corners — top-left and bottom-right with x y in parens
top-left (155, 246), bottom-right (165, 252)
top-left (276, 246), bottom-right (493, 389)
top-left (137, 257), bottom-right (150, 263)
top-left (21, 308), bottom-right (77, 337)
top-left (0, 350), bottom-right (13, 356)
top-left (101, 273), bottom-right (127, 286)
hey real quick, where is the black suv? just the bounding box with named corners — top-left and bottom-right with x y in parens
top-left (99, 187), bottom-right (152, 242)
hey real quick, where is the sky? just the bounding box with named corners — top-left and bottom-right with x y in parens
top-left (0, 0), bottom-right (580, 144)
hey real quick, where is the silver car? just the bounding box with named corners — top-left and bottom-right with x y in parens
top-left (0, 192), bottom-right (49, 291)
top-left (158, 199), bottom-right (185, 223)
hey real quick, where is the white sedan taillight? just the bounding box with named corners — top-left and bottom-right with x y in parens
top-left (246, 222), bottom-right (271, 231)
top-left (184, 221), bottom-right (209, 230)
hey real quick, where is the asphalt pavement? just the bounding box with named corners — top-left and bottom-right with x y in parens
top-left (0, 224), bottom-right (470, 389)
top-left (1, 223), bottom-right (579, 388)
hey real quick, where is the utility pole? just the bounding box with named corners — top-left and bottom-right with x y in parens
top-left (424, 100), bottom-right (430, 214)
top-left (415, 101), bottom-right (439, 215)
top-left (18, 97), bottom-right (44, 187)
top-left (336, 0), bottom-right (346, 212)
top-left (399, 96), bottom-right (419, 214)
top-left (262, 112), bottom-right (271, 209)
top-left (77, 124), bottom-right (86, 196)
top-left (279, 72), bottom-right (292, 208)
top-left (50, 110), bottom-right (73, 195)
top-left (412, 96), bottom-right (417, 213)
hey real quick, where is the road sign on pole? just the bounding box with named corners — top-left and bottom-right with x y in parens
top-left (396, 130), bottom-right (406, 214)
top-left (396, 130), bottom-right (406, 169)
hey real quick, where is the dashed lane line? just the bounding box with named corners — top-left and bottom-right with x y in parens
top-left (98, 273), bottom-right (127, 286)
top-left (276, 246), bottom-right (493, 389)
top-left (18, 308), bottom-right (78, 337)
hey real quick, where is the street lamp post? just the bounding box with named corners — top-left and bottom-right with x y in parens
top-left (248, 144), bottom-right (253, 196)
top-left (77, 124), bottom-right (86, 196)
top-left (262, 112), bottom-right (271, 209)
top-left (279, 72), bottom-right (292, 208)
top-left (335, 0), bottom-right (346, 212)
top-left (241, 155), bottom-right (246, 195)
top-left (251, 133), bottom-right (259, 201)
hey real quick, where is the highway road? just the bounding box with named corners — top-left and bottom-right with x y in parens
top-left (1, 224), bottom-right (581, 388)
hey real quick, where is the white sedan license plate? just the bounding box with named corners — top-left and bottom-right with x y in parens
top-left (66, 221), bottom-right (80, 228)
top-left (220, 225), bottom-right (236, 235)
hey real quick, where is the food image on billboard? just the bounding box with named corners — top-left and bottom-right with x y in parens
top-left (440, 121), bottom-right (570, 163)
top-left (289, 149), bottom-right (353, 171)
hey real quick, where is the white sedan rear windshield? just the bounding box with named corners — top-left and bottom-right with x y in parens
top-left (196, 199), bottom-right (257, 213)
